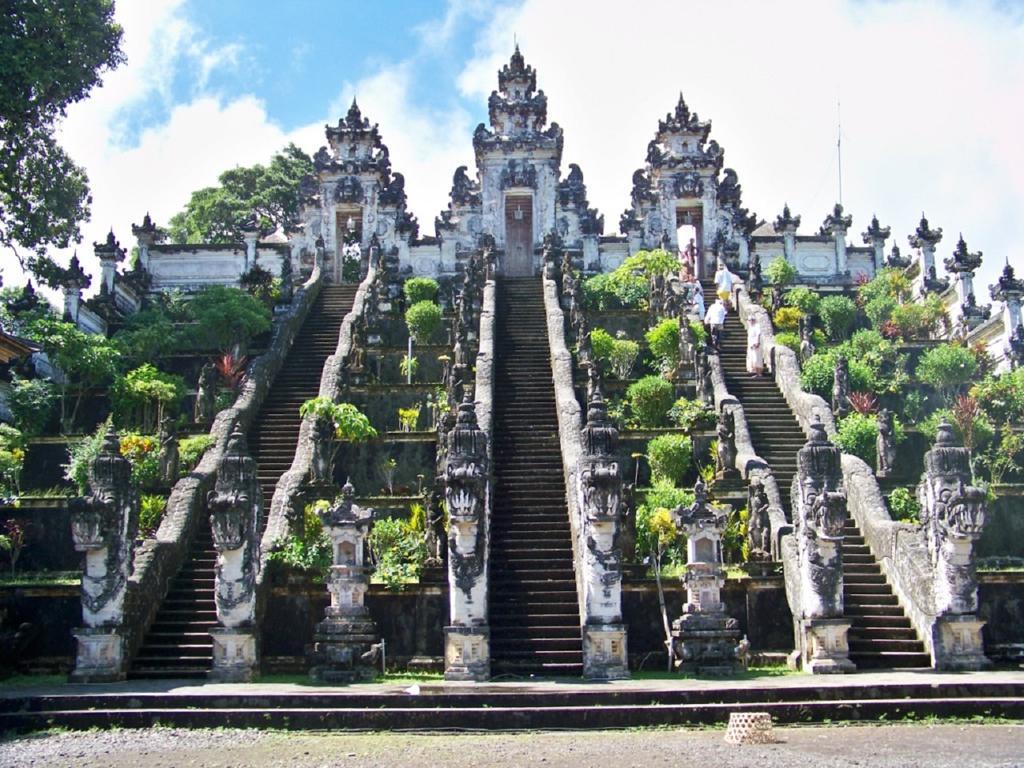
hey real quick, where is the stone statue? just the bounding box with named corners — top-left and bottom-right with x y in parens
top-left (69, 428), bottom-right (139, 681)
top-left (748, 254), bottom-right (763, 298)
top-left (746, 478), bottom-right (772, 562)
top-left (279, 254), bottom-right (294, 304)
top-left (770, 285), bottom-right (784, 316)
top-left (832, 354), bottom-right (850, 418)
top-left (695, 348), bottom-right (714, 408)
top-left (799, 316), bottom-right (815, 363)
top-left (194, 363), bottom-right (217, 425)
top-left (158, 416), bottom-right (179, 488)
top-left (206, 428), bottom-right (262, 680)
top-left (876, 408), bottom-right (896, 478)
top-left (715, 409), bottom-right (737, 479)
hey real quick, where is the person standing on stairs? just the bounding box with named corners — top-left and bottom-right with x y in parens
top-left (746, 314), bottom-right (765, 376)
top-left (704, 297), bottom-right (726, 351)
top-left (714, 260), bottom-right (734, 309)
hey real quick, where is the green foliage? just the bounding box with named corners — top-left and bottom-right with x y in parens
top-left (582, 271), bottom-right (647, 310)
top-left (864, 295), bottom-right (898, 329)
top-left (139, 495), bottom-right (167, 537)
top-left (609, 337), bottom-right (640, 379)
top-left (645, 318), bottom-right (680, 373)
top-left (112, 304), bottom-right (186, 366)
top-left (800, 350), bottom-right (873, 399)
top-left (819, 296), bottom-right (858, 341)
top-left (890, 295), bottom-right (945, 340)
top-left (617, 248), bottom-right (678, 279)
top-left (0, 0), bottom-right (123, 261)
top-left (765, 257), bottom-right (796, 286)
top-left (635, 481), bottom-right (692, 564)
top-left (368, 516), bottom-right (427, 591)
top-left (110, 364), bottom-right (185, 432)
top-left (668, 397), bottom-right (714, 431)
top-left (723, 506), bottom-right (748, 564)
top-left (118, 432), bottom-right (159, 490)
top-left (971, 369), bottom-right (1024, 424)
top-left (977, 427), bottom-right (1024, 485)
top-left (25, 317), bottom-right (119, 431)
top-left (646, 433), bottom-right (693, 485)
top-left (688, 320), bottom-right (708, 347)
top-left (858, 267), bottom-right (911, 306)
top-left (920, 408), bottom-right (995, 452)
top-left (774, 331), bottom-right (800, 354)
top-left (7, 376), bottom-right (57, 436)
top-left (772, 306), bottom-right (803, 332)
top-left (916, 343), bottom-right (978, 402)
top-left (588, 327), bottom-right (615, 363)
top-left (784, 286), bottom-right (821, 317)
top-left (168, 144), bottom-right (313, 243)
top-left (178, 434), bottom-right (214, 474)
top-left (888, 487), bottom-right (920, 523)
top-left (239, 264), bottom-right (280, 307)
top-left (627, 375), bottom-right (675, 428)
top-left (403, 277), bottom-right (439, 306)
top-left (397, 406), bottom-right (421, 432)
top-left (64, 420), bottom-right (108, 493)
top-left (405, 300), bottom-right (443, 344)
top-left (268, 530), bottom-right (331, 577)
top-left (0, 425), bottom-right (26, 499)
top-left (299, 398), bottom-right (378, 441)
top-left (834, 413), bottom-right (903, 467)
top-left (186, 285), bottom-right (271, 355)
top-left (400, 354), bottom-right (418, 382)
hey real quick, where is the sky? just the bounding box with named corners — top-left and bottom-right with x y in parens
top-left (5, 0), bottom-right (1024, 306)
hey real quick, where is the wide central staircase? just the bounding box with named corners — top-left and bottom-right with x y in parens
top-left (708, 281), bottom-right (928, 669)
top-left (488, 277), bottom-right (583, 677)
top-left (129, 284), bottom-right (358, 679)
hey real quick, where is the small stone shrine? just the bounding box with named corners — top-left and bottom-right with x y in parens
top-left (670, 479), bottom-right (740, 674)
top-left (69, 428), bottom-right (139, 682)
top-left (308, 481), bottom-right (380, 683)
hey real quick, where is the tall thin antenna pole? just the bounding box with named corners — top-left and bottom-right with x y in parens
top-left (837, 98), bottom-right (843, 206)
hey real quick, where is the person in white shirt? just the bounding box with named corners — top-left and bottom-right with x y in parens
top-left (704, 298), bottom-right (726, 350)
top-left (690, 280), bottom-right (705, 318)
top-left (714, 261), bottom-right (734, 309)
top-left (746, 314), bottom-right (765, 376)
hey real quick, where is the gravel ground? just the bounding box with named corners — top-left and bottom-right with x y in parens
top-left (1, 724), bottom-right (1023, 768)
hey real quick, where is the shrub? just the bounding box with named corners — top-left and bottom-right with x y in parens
top-left (64, 422), bottom-right (110, 493)
top-left (765, 257), bottom-right (796, 286)
top-left (139, 494), bottom-right (167, 536)
top-left (800, 351), bottom-right (873, 399)
top-left (368, 516), bottom-right (427, 590)
top-left (609, 338), bottom-right (640, 380)
top-left (646, 434), bottom-right (693, 485)
top-left (645, 318), bottom-right (680, 373)
top-left (627, 375), bottom-right (675, 427)
top-left (187, 285), bottom-right (272, 355)
top-left (784, 286), bottom-right (821, 317)
top-left (978, 427), bottom-right (1024, 485)
top-left (888, 487), bottom-right (920, 523)
top-left (834, 413), bottom-right (903, 467)
top-left (0, 425), bottom-right (25, 499)
top-left (688, 320), bottom-right (708, 348)
top-left (916, 343), bottom-right (978, 403)
top-left (583, 271), bottom-right (646, 310)
top-left (819, 296), bottom-right (858, 341)
top-left (891, 295), bottom-right (945, 340)
top-left (774, 331), bottom-right (800, 354)
top-left (858, 267), bottom-right (911, 306)
top-left (615, 248), bottom-right (678, 280)
top-left (635, 481), bottom-right (693, 564)
top-left (268, 531), bottom-right (331, 577)
top-left (403, 277), bottom-right (439, 306)
top-left (582, 273), bottom-right (617, 310)
top-left (772, 306), bottom-right (803, 332)
top-left (111, 364), bottom-right (186, 432)
top-left (921, 409), bottom-right (994, 452)
top-left (119, 432), bottom-right (160, 490)
top-left (405, 300), bottom-right (443, 344)
top-left (588, 327), bottom-right (615, 364)
top-left (397, 406), bottom-right (421, 432)
top-left (668, 397), bottom-right (714, 431)
top-left (8, 376), bottom-right (57, 436)
top-left (971, 368), bottom-right (1024, 424)
top-left (178, 434), bottom-right (214, 474)
top-left (399, 354), bottom-right (418, 382)
top-left (865, 295), bottom-right (898, 329)
top-left (299, 398), bottom-right (378, 441)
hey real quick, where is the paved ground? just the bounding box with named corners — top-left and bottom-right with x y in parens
top-left (1, 724), bottom-right (1023, 767)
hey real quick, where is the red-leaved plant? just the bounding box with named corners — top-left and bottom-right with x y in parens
top-left (848, 391), bottom-right (878, 415)
top-left (951, 394), bottom-right (982, 449)
top-left (214, 354), bottom-right (248, 392)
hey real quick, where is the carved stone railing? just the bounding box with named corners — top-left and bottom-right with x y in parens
top-left (123, 263), bottom-right (324, 668)
top-left (733, 282), bottom-right (990, 670)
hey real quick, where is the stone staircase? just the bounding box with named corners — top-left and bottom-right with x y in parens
top-left (710, 282), bottom-right (929, 669)
top-left (489, 277), bottom-right (583, 677)
top-left (129, 284), bottom-right (358, 679)
top-left (842, 518), bottom-right (931, 668)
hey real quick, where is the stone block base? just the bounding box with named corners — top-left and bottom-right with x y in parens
top-left (70, 627), bottom-right (127, 683)
top-left (444, 625), bottom-right (490, 681)
top-left (672, 610), bottom-right (741, 675)
top-left (802, 618), bottom-right (856, 674)
top-left (209, 627), bottom-right (258, 682)
top-left (583, 624), bottom-right (629, 679)
top-left (308, 615), bottom-right (380, 684)
top-left (935, 615), bottom-right (991, 670)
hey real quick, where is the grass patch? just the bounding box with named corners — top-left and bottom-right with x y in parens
top-left (0, 674), bottom-right (67, 689)
top-left (0, 571), bottom-right (79, 587)
top-left (631, 666), bottom-right (796, 681)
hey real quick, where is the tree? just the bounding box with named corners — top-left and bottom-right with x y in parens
top-left (0, 1), bottom-right (124, 264)
top-left (186, 285), bottom-right (271, 355)
top-left (168, 144), bottom-right (313, 243)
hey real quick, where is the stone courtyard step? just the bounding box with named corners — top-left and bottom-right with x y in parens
top-left (129, 283), bottom-right (357, 680)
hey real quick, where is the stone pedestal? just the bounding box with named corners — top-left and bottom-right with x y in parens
top-left (209, 627), bottom-right (258, 682)
top-left (934, 615), bottom-right (990, 671)
top-left (672, 610), bottom-right (740, 675)
top-left (309, 615), bottom-right (380, 683)
top-left (70, 627), bottom-right (127, 683)
top-left (801, 617), bottom-right (855, 674)
top-left (444, 625), bottom-right (490, 681)
top-left (582, 624), bottom-right (628, 679)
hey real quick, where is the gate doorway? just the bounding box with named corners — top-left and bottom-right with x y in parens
top-left (503, 194), bottom-right (534, 277)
